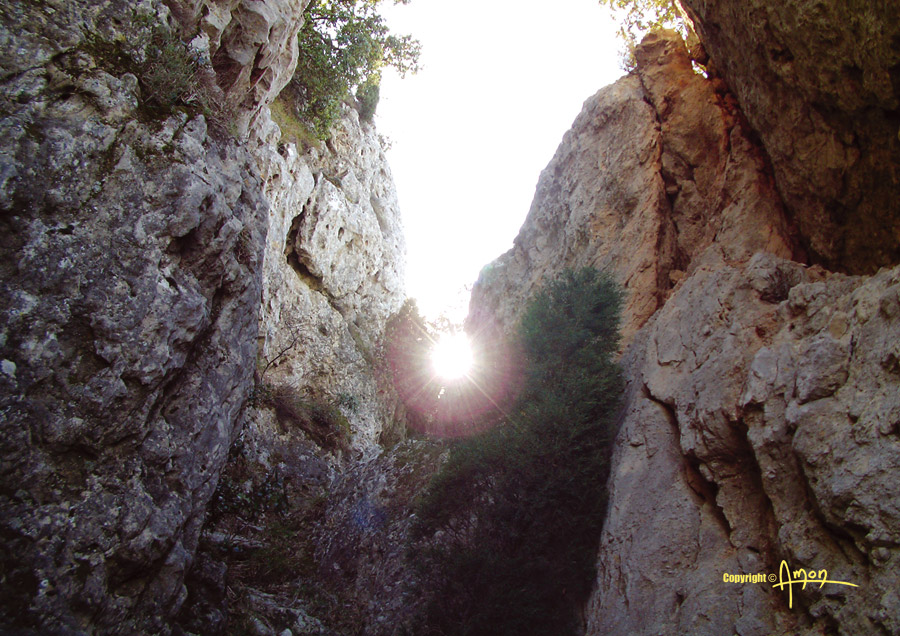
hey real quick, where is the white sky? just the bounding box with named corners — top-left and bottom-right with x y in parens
top-left (375, 0), bottom-right (624, 321)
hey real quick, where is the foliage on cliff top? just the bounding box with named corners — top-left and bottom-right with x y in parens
top-left (599, 0), bottom-right (687, 36)
top-left (411, 268), bottom-right (624, 635)
top-left (598, 0), bottom-right (693, 68)
top-left (285, 0), bottom-right (421, 139)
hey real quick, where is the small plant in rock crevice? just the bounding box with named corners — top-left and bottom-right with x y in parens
top-left (760, 266), bottom-right (800, 303)
top-left (253, 381), bottom-right (353, 455)
top-left (337, 392), bottom-right (361, 413)
top-left (82, 13), bottom-right (228, 125)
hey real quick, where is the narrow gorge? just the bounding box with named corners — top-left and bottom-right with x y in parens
top-left (0, 1), bottom-right (898, 635)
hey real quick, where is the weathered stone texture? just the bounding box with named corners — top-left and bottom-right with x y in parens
top-left (254, 102), bottom-right (407, 456)
top-left (167, 0), bottom-right (311, 137)
top-left (308, 439), bottom-right (445, 635)
top-left (467, 27), bottom-right (899, 636)
top-left (682, 0), bottom-right (900, 273)
top-left (0, 0), bottom-right (406, 631)
top-left (0, 0), bottom-right (307, 632)
top-left (469, 32), bottom-right (797, 346)
top-left (586, 256), bottom-right (900, 635)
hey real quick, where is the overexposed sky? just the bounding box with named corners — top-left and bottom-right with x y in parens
top-left (376, 0), bottom-right (624, 321)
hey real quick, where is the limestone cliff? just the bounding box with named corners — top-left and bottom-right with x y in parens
top-left (682, 0), bottom-right (900, 274)
top-left (469, 27), bottom-right (900, 636)
top-left (3, 0), bottom-right (898, 633)
top-left (176, 100), bottom-right (419, 636)
top-left (469, 32), bottom-right (799, 346)
top-left (586, 252), bottom-right (900, 636)
top-left (0, 0), bottom-right (408, 633)
top-left (254, 100), bottom-right (406, 455)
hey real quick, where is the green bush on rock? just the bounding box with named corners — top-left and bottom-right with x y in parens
top-left (284, 0), bottom-right (420, 139)
top-left (252, 382), bottom-right (353, 454)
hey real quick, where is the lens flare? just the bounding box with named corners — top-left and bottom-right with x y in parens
top-left (431, 332), bottom-right (473, 379)
top-left (385, 314), bottom-right (523, 438)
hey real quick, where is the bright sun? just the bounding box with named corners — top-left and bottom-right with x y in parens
top-left (431, 332), bottom-right (473, 380)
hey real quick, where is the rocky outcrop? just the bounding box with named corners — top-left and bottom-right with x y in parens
top-left (682, 0), bottom-right (900, 274)
top-left (468, 29), bottom-right (900, 636)
top-left (171, 0), bottom-right (311, 137)
top-left (253, 102), bottom-right (407, 455)
top-left (176, 99), bottom-right (411, 635)
top-left (180, 409), bottom-right (442, 636)
top-left (586, 255), bottom-right (900, 635)
top-left (307, 439), bottom-right (445, 635)
top-left (0, 0), bottom-right (319, 632)
top-left (469, 31), bottom-right (798, 345)
top-left (0, 0), bottom-right (408, 631)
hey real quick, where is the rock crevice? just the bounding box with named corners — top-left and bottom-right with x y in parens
top-left (469, 31), bottom-right (797, 347)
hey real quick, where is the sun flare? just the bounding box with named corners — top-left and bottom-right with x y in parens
top-left (431, 333), bottom-right (473, 380)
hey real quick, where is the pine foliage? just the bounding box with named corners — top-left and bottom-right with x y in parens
top-left (411, 268), bottom-right (624, 636)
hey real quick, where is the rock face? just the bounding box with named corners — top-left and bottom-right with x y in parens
top-left (177, 100), bottom-right (411, 636)
top-left (0, 0), bottom-right (406, 629)
top-left (177, 0), bottom-right (310, 137)
top-left (254, 102), bottom-right (407, 455)
top-left (469, 31), bottom-right (798, 346)
top-left (178, 406), bottom-right (440, 636)
top-left (0, 0), bottom-right (405, 633)
top-left (586, 255), bottom-right (900, 635)
top-left (682, 0), bottom-right (900, 274)
top-left (307, 439), bottom-right (445, 635)
top-left (469, 29), bottom-right (900, 636)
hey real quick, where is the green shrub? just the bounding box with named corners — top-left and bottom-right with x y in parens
top-left (411, 268), bottom-right (624, 636)
top-left (83, 19), bottom-right (226, 122)
top-left (356, 76), bottom-right (380, 122)
top-left (140, 30), bottom-right (199, 108)
top-left (285, 0), bottom-right (420, 139)
top-left (599, 0), bottom-right (686, 37)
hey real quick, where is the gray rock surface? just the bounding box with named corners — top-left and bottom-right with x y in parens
top-left (0, 0), bottom-right (308, 632)
top-left (0, 0), bottom-right (408, 624)
top-left (179, 100), bottom-right (413, 635)
top-left (586, 256), bottom-right (900, 635)
top-left (183, 408), bottom-right (443, 636)
top-left (0, 0), bottom-right (407, 631)
top-left (308, 439), bottom-right (445, 635)
top-left (682, 0), bottom-right (900, 273)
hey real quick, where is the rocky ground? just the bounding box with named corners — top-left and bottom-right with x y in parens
top-left (177, 400), bottom-right (445, 636)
